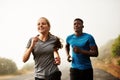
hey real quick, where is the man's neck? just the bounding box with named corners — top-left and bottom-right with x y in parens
top-left (75, 32), bottom-right (83, 36)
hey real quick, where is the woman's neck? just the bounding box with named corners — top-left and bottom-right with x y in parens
top-left (39, 33), bottom-right (49, 42)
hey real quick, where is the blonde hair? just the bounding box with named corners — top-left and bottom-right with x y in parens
top-left (39, 17), bottom-right (51, 27)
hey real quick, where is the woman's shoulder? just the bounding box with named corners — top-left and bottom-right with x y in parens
top-left (49, 34), bottom-right (61, 43)
top-left (49, 34), bottom-right (58, 39)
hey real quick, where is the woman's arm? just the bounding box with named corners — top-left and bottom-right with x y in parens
top-left (22, 47), bottom-right (33, 63)
top-left (54, 49), bottom-right (61, 65)
top-left (22, 36), bottom-right (38, 63)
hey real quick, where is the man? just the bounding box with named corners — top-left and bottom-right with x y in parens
top-left (65, 18), bottom-right (98, 80)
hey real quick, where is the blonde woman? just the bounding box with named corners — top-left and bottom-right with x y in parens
top-left (23, 17), bottom-right (63, 80)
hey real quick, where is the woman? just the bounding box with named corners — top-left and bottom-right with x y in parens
top-left (23, 17), bottom-right (63, 80)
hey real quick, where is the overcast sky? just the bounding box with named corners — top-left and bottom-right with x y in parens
top-left (0, 0), bottom-right (120, 69)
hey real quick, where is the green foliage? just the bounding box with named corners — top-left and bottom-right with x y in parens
top-left (0, 57), bottom-right (18, 75)
top-left (117, 60), bottom-right (120, 65)
top-left (111, 35), bottom-right (120, 57)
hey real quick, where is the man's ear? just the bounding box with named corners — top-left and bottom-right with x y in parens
top-left (82, 25), bottom-right (84, 28)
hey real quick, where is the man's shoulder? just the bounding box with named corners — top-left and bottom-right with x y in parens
top-left (83, 33), bottom-right (93, 37)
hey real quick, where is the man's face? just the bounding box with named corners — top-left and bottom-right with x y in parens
top-left (73, 20), bottom-right (83, 32)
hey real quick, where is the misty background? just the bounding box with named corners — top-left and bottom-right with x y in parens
top-left (0, 0), bottom-right (120, 71)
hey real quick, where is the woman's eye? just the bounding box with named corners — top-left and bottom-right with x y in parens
top-left (74, 23), bottom-right (76, 25)
top-left (37, 23), bottom-right (40, 25)
top-left (42, 22), bottom-right (47, 25)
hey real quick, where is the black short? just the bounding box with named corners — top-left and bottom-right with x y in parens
top-left (46, 71), bottom-right (62, 80)
top-left (35, 77), bottom-right (45, 80)
top-left (35, 71), bottom-right (61, 80)
top-left (70, 68), bottom-right (93, 80)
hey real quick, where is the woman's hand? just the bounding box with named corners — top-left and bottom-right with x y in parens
top-left (54, 57), bottom-right (61, 65)
top-left (30, 36), bottom-right (39, 48)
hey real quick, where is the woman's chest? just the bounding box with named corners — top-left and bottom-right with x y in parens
top-left (33, 41), bottom-right (55, 54)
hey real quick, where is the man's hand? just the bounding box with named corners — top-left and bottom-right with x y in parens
top-left (73, 46), bottom-right (81, 54)
top-left (67, 55), bottom-right (72, 62)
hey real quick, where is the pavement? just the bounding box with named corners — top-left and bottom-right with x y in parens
top-left (0, 68), bottom-right (120, 80)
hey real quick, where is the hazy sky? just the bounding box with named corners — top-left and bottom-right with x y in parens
top-left (0, 0), bottom-right (120, 69)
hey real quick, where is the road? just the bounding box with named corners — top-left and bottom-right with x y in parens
top-left (0, 72), bottom-right (34, 80)
top-left (94, 69), bottom-right (120, 80)
top-left (1, 68), bottom-right (120, 80)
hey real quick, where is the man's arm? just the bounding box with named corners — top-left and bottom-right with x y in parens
top-left (73, 45), bottom-right (98, 57)
top-left (65, 43), bottom-right (72, 62)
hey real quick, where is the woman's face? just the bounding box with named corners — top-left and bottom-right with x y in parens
top-left (37, 18), bottom-right (50, 34)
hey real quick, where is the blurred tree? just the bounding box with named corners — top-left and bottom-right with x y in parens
top-left (0, 57), bottom-right (18, 75)
top-left (111, 35), bottom-right (120, 57)
top-left (22, 62), bottom-right (34, 71)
